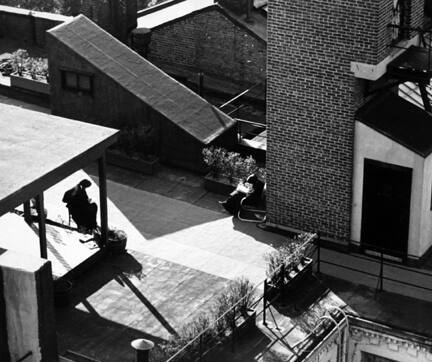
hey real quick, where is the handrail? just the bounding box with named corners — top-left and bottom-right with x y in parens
top-left (315, 243), bottom-right (432, 278)
top-left (16, 351), bottom-right (32, 362)
top-left (219, 82), bottom-right (262, 109)
top-left (314, 239), bottom-right (432, 295)
top-left (166, 233), bottom-right (318, 361)
top-left (235, 118), bottom-right (266, 127)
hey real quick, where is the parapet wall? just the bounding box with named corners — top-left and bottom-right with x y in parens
top-left (0, 249), bottom-right (57, 362)
top-left (0, 5), bottom-right (70, 47)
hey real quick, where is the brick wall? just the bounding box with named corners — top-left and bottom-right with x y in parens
top-left (266, 0), bottom-right (424, 239)
top-left (147, 7), bottom-right (266, 86)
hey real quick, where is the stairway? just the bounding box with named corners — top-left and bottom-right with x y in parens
top-left (399, 81), bottom-right (432, 109)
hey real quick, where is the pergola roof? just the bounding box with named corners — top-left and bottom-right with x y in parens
top-left (0, 103), bottom-right (118, 216)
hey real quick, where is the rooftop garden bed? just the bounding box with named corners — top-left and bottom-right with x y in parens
top-left (202, 146), bottom-right (266, 194)
top-left (0, 49), bottom-right (50, 94)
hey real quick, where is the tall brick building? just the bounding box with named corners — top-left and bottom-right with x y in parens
top-left (136, 0), bottom-right (266, 90)
top-left (267, 0), bottom-right (432, 262)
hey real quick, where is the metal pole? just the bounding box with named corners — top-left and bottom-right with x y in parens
top-left (98, 154), bottom-right (108, 247)
top-left (131, 339), bottom-right (154, 362)
top-left (198, 72), bottom-right (204, 97)
top-left (23, 200), bottom-right (31, 224)
top-left (35, 193), bottom-right (47, 259)
top-left (231, 305), bottom-right (236, 352)
top-left (263, 279), bottom-right (267, 326)
top-left (199, 334), bottom-right (203, 362)
top-left (317, 233), bottom-right (321, 275)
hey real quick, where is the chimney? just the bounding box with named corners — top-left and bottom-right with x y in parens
top-left (131, 28), bottom-right (152, 58)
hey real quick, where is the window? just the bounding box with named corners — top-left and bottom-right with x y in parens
top-left (391, 0), bottom-right (410, 43)
top-left (61, 70), bottom-right (93, 94)
top-left (361, 351), bottom-right (398, 362)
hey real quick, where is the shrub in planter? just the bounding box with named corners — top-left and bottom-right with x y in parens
top-left (212, 277), bottom-right (256, 337)
top-left (265, 233), bottom-right (314, 299)
top-left (10, 49), bottom-right (29, 76)
top-left (9, 49), bottom-right (49, 82)
top-left (157, 277), bottom-right (256, 361)
top-left (160, 312), bottom-right (217, 361)
top-left (202, 146), bottom-right (266, 183)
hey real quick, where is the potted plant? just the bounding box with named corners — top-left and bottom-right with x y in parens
top-left (228, 277), bottom-right (256, 337)
top-left (265, 233), bottom-right (314, 301)
top-left (105, 228), bottom-right (128, 254)
top-left (212, 277), bottom-right (256, 340)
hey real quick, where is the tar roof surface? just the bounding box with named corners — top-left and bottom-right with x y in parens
top-left (0, 102), bottom-right (118, 216)
top-left (356, 92), bottom-right (432, 157)
top-left (48, 15), bottom-right (235, 144)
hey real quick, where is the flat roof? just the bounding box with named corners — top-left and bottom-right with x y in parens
top-left (137, 0), bottom-right (215, 29)
top-left (48, 15), bottom-right (235, 144)
top-left (356, 92), bottom-right (432, 157)
top-left (0, 102), bottom-right (118, 216)
top-left (137, 0), bottom-right (267, 42)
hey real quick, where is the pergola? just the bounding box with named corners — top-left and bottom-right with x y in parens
top-left (0, 103), bottom-right (118, 258)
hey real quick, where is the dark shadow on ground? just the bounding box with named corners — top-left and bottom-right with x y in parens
top-left (231, 217), bottom-right (291, 250)
top-left (56, 251), bottom-right (230, 362)
top-left (202, 326), bottom-right (272, 362)
top-left (56, 307), bottom-right (163, 362)
top-left (85, 163), bottom-right (223, 212)
top-left (83, 164), bottom-right (231, 240)
top-left (319, 274), bottom-right (432, 338)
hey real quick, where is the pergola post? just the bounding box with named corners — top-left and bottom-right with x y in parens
top-left (35, 193), bottom-right (47, 259)
top-left (98, 154), bottom-right (108, 247)
top-left (23, 200), bottom-right (31, 224)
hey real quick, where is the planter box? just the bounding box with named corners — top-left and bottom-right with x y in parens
top-left (10, 73), bottom-right (50, 95)
top-left (235, 308), bottom-right (256, 338)
top-left (107, 151), bottom-right (159, 175)
top-left (204, 174), bottom-right (237, 195)
top-left (266, 257), bottom-right (313, 301)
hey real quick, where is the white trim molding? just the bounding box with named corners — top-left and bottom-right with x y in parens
top-left (350, 35), bottom-right (420, 80)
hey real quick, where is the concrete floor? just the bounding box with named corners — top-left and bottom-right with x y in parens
top-left (52, 165), bottom-right (288, 361)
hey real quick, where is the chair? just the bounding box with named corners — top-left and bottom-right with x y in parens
top-left (237, 194), bottom-right (266, 223)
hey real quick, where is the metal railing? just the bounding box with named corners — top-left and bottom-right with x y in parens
top-left (236, 118), bottom-right (266, 145)
top-left (166, 233), bottom-right (318, 362)
top-left (16, 351), bottom-right (32, 362)
top-left (314, 236), bottom-right (432, 295)
top-left (218, 82), bottom-right (263, 110)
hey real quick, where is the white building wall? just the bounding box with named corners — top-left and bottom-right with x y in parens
top-left (350, 326), bottom-right (432, 362)
top-left (351, 121), bottom-right (426, 258)
top-left (419, 154), bottom-right (432, 256)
